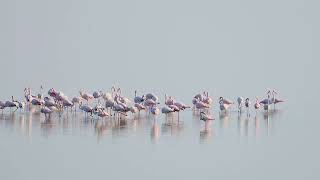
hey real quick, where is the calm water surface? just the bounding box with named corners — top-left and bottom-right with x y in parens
top-left (1, 94), bottom-right (318, 180)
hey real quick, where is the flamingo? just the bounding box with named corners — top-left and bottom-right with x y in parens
top-left (72, 97), bottom-right (83, 111)
top-left (271, 90), bottom-right (284, 107)
top-left (134, 90), bottom-right (145, 104)
top-left (62, 98), bottom-right (73, 112)
top-left (202, 92), bottom-right (213, 105)
top-left (219, 99), bottom-right (231, 112)
top-left (93, 91), bottom-right (102, 103)
top-left (145, 93), bottom-right (159, 102)
top-left (200, 112), bottom-right (214, 121)
top-left (134, 103), bottom-right (146, 115)
top-left (161, 106), bottom-right (174, 118)
top-left (260, 90), bottom-right (272, 111)
top-left (237, 97), bottom-right (244, 112)
top-left (165, 94), bottom-right (174, 106)
top-left (48, 88), bottom-right (58, 97)
top-left (79, 90), bottom-right (94, 104)
top-left (260, 90), bottom-right (272, 105)
top-left (194, 93), bottom-right (204, 101)
top-left (12, 97), bottom-right (25, 113)
top-left (144, 99), bottom-right (158, 109)
top-left (24, 88), bottom-right (37, 103)
top-left (195, 99), bottom-right (210, 110)
top-left (113, 104), bottom-right (128, 121)
top-left (219, 97), bottom-right (234, 105)
top-left (94, 108), bottom-right (110, 119)
top-left (151, 106), bottom-right (160, 115)
top-left (5, 96), bottom-right (20, 112)
top-left (40, 106), bottom-right (53, 118)
top-left (0, 101), bottom-right (5, 113)
top-left (31, 98), bottom-right (44, 106)
top-left (105, 98), bottom-right (115, 114)
top-left (168, 104), bottom-right (180, 112)
top-left (254, 97), bottom-right (261, 112)
top-left (79, 102), bottom-right (93, 117)
top-left (129, 106), bottom-right (138, 114)
top-left (245, 98), bottom-right (250, 116)
top-left (44, 97), bottom-right (56, 107)
top-left (93, 103), bottom-right (105, 113)
top-left (174, 102), bottom-right (190, 110)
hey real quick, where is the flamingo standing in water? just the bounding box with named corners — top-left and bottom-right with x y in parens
top-left (93, 91), bottom-right (102, 103)
top-left (254, 97), bottom-right (261, 115)
top-left (219, 98), bottom-right (232, 112)
top-left (151, 106), bottom-right (160, 115)
top-left (237, 97), bottom-right (244, 112)
top-left (165, 94), bottom-right (174, 106)
top-left (200, 112), bottom-right (214, 132)
top-left (79, 90), bottom-right (94, 104)
top-left (134, 90), bottom-right (145, 104)
top-left (79, 102), bottom-right (93, 117)
top-left (0, 101), bottom-right (5, 113)
top-left (145, 93), bottom-right (159, 103)
top-left (134, 103), bottom-right (146, 116)
top-left (200, 112), bottom-right (214, 121)
top-left (5, 96), bottom-right (21, 112)
top-left (260, 90), bottom-right (272, 111)
top-left (195, 99), bottom-right (210, 111)
top-left (202, 92), bottom-right (213, 105)
top-left (244, 98), bottom-right (250, 117)
top-left (40, 106), bottom-right (53, 119)
top-left (72, 97), bottom-right (83, 112)
top-left (271, 90), bottom-right (284, 108)
top-left (161, 106), bottom-right (174, 120)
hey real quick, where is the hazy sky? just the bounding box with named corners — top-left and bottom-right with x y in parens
top-left (1, 1), bottom-right (320, 180)
top-left (0, 0), bottom-right (318, 100)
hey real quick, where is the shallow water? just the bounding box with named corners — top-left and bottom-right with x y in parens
top-left (1, 98), bottom-right (318, 180)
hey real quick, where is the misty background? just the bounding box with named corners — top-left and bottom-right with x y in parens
top-left (0, 0), bottom-right (318, 101)
top-left (1, 1), bottom-right (320, 180)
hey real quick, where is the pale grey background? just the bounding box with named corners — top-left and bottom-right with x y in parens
top-left (0, 0), bottom-right (319, 180)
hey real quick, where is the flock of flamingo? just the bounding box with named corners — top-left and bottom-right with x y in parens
top-left (0, 86), bottom-right (284, 124)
